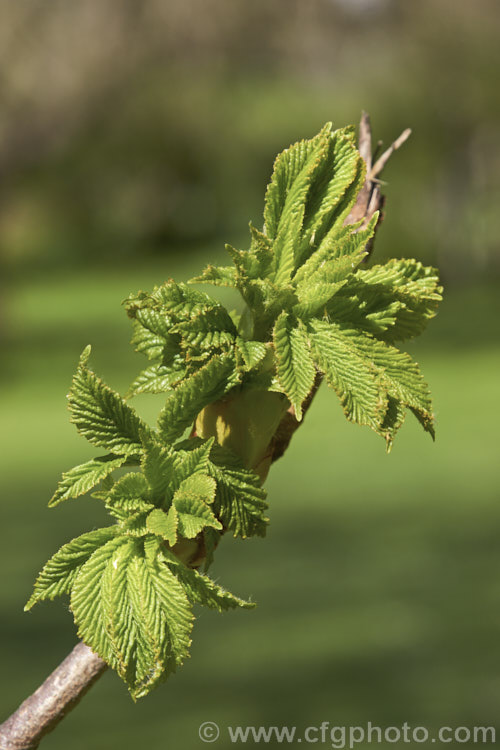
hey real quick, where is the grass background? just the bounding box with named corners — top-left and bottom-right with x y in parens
top-left (1, 1), bottom-right (499, 746)
top-left (2, 252), bottom-right (499, 748)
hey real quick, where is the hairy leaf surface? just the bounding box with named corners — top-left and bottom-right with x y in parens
top-left (157, 355), bottom-right (239, 443)
top-left (69, 347), bottom-right (151, 455)
top-left (163, 551), bottom-right (255, 612)
top-left (25, 527), bottom-right (118, 609)
top-left (273, 312), bottom-right (316, 419)
top-left (70, 537), bottom-right (193, 698)
top-left (49, 455), bottom-right (127, 508)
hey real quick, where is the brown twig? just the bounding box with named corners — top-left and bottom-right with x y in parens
top-left (344, 112), bottom-right (411, 257)
top-left (370, 126), bottom-right (412, 179)
top-left (0, 642), bottom-right (106, 750)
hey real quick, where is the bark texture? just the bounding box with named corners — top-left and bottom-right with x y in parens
top-left (0, 642), bottom-right (107, 750)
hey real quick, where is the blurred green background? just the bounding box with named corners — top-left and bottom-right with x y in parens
top-left (1, 1), bottom-right (499, 747)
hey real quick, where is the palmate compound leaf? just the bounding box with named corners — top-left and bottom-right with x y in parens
top-left (264, 124), bottom-right (365, 284)
top-left (189, 264), bottom-right (238, 288)
top-left (172, 482), bottom-right (220, 539)
top-left (140, 435), bottom-right (179, 503)
top-left (83, 425), bottom-right (267, 549)
top-left (104, 472), bottom-right (154, 521)
top-left (292, 214), bottom-right (377, 291)
top-left (189, 124), bottom-right (365, 330)
top-left (273, 312), bottom-right (316, 420)
top-left (126, 281), bottom-right (235, 356)
top-left (125, 281), bottom-right (218, 337)
top-left (308, 319), bottom-right (434, 446)
top-left (172, 441), bottom-right (269, 539)
top-left (345, 259), bottom-right (443, 343)
top-left (127, 292), bottom-right (269, 399)
top-left (235, 338), bottom-right (268, 371)
top-left (127, 363), bottom-right (186, 397)
top-left (145, 469), bottom-right (219, 547)
top-left (287, 219), bottom-right (378, 324)
top-left (161, 549), bottom-right (255, 612)
top-left (146, 494), bottom-right (221, 548)
top-left (157, 354), bottom-right (240, 443)
top-left (157, 441), bottom-right (214, 503)
top-left (99, 432), bottom-right (220, 529)
top-left (49, 454), bottom-right (128, 508)
top-left (104, 433), bottom-right (214, 520)
top-left (267, 127), bottom-right (331, 286)
top-left (26, 519), bottom-right (255, 698)
top-left (69, 536), bottom-right (194, 699)
top-left (173, 438), bottom-right (269, 539)
top-left (125, 281), bottom-right (241, 398)
top-left (171, 305), bottom-right (237, 351)
top-left (25, 527), bottom-right (119, 610)
top-left (189, 128), bottom-right (368, 344)
top-left (209, 461), bottom-right (269, 538)
top-left (69, 347), bottom-right (152, 455)
top-left (295, 128), bottom-right (363, 263)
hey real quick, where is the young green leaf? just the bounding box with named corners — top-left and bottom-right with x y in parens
top-left (178, 473), bottom-right (216, 503)
top-left (292, 280), bottom-right (346, 320)
top-left (268, 127), bottom-right (331, 285)
top-left (171, 305), bottom-right (237, 350)
top-left (126, 281), bottom-right (226, 334)
top-left (296, 128), bottom-right (363, 263)
top-left (146, 507), bottom-right (179, 546)
top-left (141, 436), bottom-right (178, 504)
top-left (309, 319), bottom-right (434, 443)
top-left (369, 341), bottom-right (435, 439)
top-left (350, 259), bottom-right (443, 343)
top-left (264, 124), bottom-right (331, 243)
top-left (162, 551), bottom-right (255, 612)
top-left (173, 441), bottom-right (269, 540)
top-left (105, 473), bottom-right (153, 519)
top-left (206, 452), bottom-right (269, 539)
top-left (235, 338), bottom-right (268, 371)
top-left (189, 264), bottom-right (237, 288)
top-left (157, 354), bottom-right (239, 443)
top-left (127, 363), bottom-right (186, 397)
top-left (49, 455), bottom-right (128, 508)
top-left (126, 281), bottom-right (238, 380)
top-left (126, 551), bottom-right (193, 697)
top-left (293, 214), bottom-right (377, 290)
top-left (309, 320), bottom-right (387, 433)
top-left (172, 491), bottom-right (222, 539)
top-left (70, 537), bottom-right (193, 698)
top-left (69, 347), bottom-right (151, 455)
top-left (25, 527), bottom-right (119, 610)
top-left (273, 312), bottom-right (316, 419)
top-left (325, 284), bottom-right (403, 337)
top-left (166, 440), bottom-right (214, 497)
top-left (120, 512), bottom-right (151, 537)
